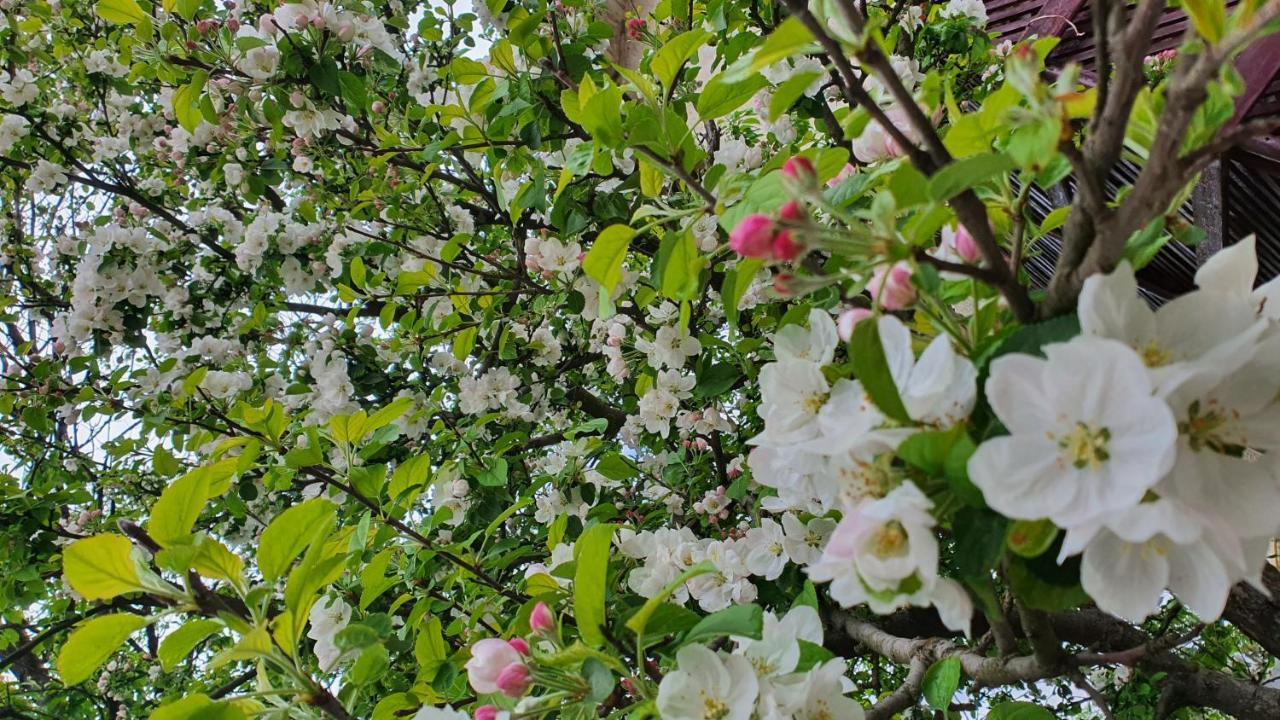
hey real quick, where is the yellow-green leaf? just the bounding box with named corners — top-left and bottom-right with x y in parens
top-left (652, 30), bottom-right (712, 90)
top-left (63, 534), bottom-right (144, 600)
top-left (57, 614), bottom-right (148, 685)
top-left (257, 499), bottom-right (337, 582)
top-left (158, 619), bottom-right (224, 672)
top-left (95, 0), bottom-right (147, 25)
top-left (573, 523), bottom-right (616, 648)
top-left (583, 225), bottom-right (635, 293)
top-left (147, 467), bottom-right (211, 547)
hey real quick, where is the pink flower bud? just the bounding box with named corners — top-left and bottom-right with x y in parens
top-left (729, 214), bottom-right (776, 259)
top-left (475, 707), bottom-right (500, 720)
top-left (226, 18), bottom-right (240, 31)
top-left (294, 13), bottom-right (311, 29)
top-left (942, 224), bottom-right (981, 264)
top-left (290, 91), bottom-right (306, 108)
top-left (867, 262), bottom-right (917, 310)
top-left (336, 22), bottom-right (356, 41)
top-left (837, 308), bottom-right (874, 341)
top-left (496, 662), bottom-right (531, 697)
top-left (310, 16), bottom-right (325, 29)
top-left (507, 637), bottom-right (530, 656)
top-left (771, 230), bottom-right (801, 263)
top-left (778, 200), bottom-right (805, 224)
top-left (781, 156), bottom-right (817, 192)
top-left (529, 602), bottom-right (555, 634)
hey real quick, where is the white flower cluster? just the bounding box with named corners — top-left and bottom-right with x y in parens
top-left (307, 595), bottom-right (353, 672)
top-left (971, 238), bottom-right (1280, 622)
top-left (657, 606), bottom-right (864, 720)
top-left (617, 512), bottom-right (834, 612)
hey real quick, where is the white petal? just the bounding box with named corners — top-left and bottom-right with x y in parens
top-left (968, 436), bottom-right (1072, 520)
top-left (1081, 532), bottom-right (1169, 623)
top-left (930, 578), bottom-right (973, 636)
top-left (1166, 536), bottom-right (1231, 621)
top-left (1079, 261), bottom-right (1155, 347)
top-left (984, 353), bottom-right (1056, 433)
top-left (1195, 235), bottom-right (1257, 297)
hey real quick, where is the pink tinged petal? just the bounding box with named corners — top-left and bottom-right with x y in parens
top-left (1081, 532), bottom-right (1169, 623)
top-left (967, 437), bottom-right (1072, 520)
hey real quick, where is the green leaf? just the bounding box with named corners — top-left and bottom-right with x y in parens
top-left (1007, 519), bottom-right (1059, 559)
top-left (721, 259), bottom-right (762, 327)
top-left (1183, 0), bottom-right (1227, 42)
top-left (652, 30), bottom-right (712, 90)
top-left (1007, 550), bottom-right (1089, 612)
top-left (988, 702), bottom-right (1058, 720)
top-left (477, 457), bottom-right (508, 487)
top-left (897, 427), bottom-right (965, 477)
top-left (681, 603), bottom-right (763, 647)
top-left (365, 397), bottom-right (413, 435)
top-left (927, 153), bottom-right (1015, 203)
top-left (659, 230), bottom-right (701, 300)
top-left (922, 656), bottom-right (962, 710)
top-left (150, 694), bottom-right (247, 720)
top-left (147, 468), bottom-right (211, 547)
top-left (57, 614), bottom-right (148, 685)
top-left (747, 17), bottom-right (815, 76)
top-left (697, 73), bottom-right (770, 120)
top-left (414, 616), bottom-right (448, 681)
top-left (952, 507), bottom-right (1008, 580)
top-left (158, 619), bottom-right (224, 672)
top-left (63, 534), bottom-right (145, 600)
top-left (850, 318), bottom-right (911, 423)
top-left (769, 71), bottom-right (822, 121)
top-left (95, 0), bottom-right (147, 25)
top-left (583, 225), bottom-right (635, 293)
top-left (173, 74), bottom-right (207, 133)
top-left (350, 644), bottom-right (390, 685)
top-left (594, 452), bottom-right (639, 482)
top-left (573, 523), bottom-right (616, 647)
top-left (794, 639), bottom-right (835, 672)
top-left (257, 499), bottom-right (337, 582)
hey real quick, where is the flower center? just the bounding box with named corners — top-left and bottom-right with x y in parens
top-left (1138, 340), bottom-right (1173, 368)
top-left (701, 693), bottom-right (730, 720)
top-left (871, 521), bottom-right (909, 558)
top-left (1059, 422), bottom-right (1111, 469)
top-left (1180, 399), bottom-right (1239, 453)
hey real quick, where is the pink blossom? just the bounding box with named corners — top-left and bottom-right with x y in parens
top-left (781, 156), bottom-right (817, 192)
top-left (837, 308), bottom-right (874, 341)
top-left (772, 230), bottom-right (801, 263)
top-left (529, 602), bottom-right (555, 634)
top-left (475, 707), bottom-right (500, 720)
top-left (867, 262), bottom-right (917, 310)
top-left (941, 224), bottom-right (981, 264)
top-left (465, 638), bottom-right (522, 694)
top-left (496, 662), bottom-right (532, 697)
top-left (778, 200), bottom-right (806, 224)
top-left (729, 214), bottom-right (777, 259)
top-left (507, 637), bottom-right (530, 656)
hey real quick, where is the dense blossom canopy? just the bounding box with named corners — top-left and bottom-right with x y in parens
top-left (2, 0), bottom-right (1280, 718)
